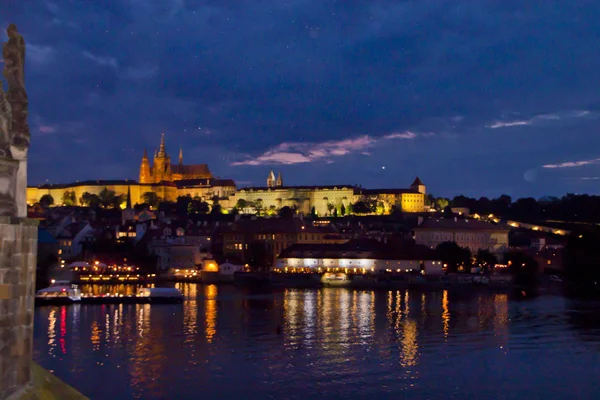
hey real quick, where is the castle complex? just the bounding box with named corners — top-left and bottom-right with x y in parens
top-left (26, 134), bottom-right (428, 215)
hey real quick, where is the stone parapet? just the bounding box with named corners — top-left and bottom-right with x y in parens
top-left (0, 217), bottom-right (38, 400)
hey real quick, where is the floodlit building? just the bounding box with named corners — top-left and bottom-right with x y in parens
top-left (273, 240), bottom-right (443, 275)
top-left (414, 218), bottom-right (509, 257)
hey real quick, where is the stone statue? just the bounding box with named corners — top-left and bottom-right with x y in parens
top-left (0, 24), bottom-right (30, 217)
top-left (3, 24), bottom-right (29, 151)
top-left (0, 81), bottom-right (11, 158)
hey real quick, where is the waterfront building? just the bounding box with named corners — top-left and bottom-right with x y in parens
top-left (414, 218), bottom-right (509, 257)
top-left (273, 240), bottom-right (443, 275)
top-left (221, 218), bottom-right (347, 265)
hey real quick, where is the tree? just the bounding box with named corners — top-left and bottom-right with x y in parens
top-left (188, 199), bottom-right (210, 214)
top-left (236, 199), bottom-right (248, 211)
top-left (39, 194), bottom-right (54, 208)
top-left (310, 206), bottom-right (317, 217)
top-left (491, 194), bottom-right (512, 216)
top-left (112, 194), bottom-right (126, 209)
top-left (279, 206), bottom-right (294, 219)
top-left (475, 249), bottom-right (498, 272)
top-left (352, 201), bottom-right (371, 214)
top-left (211, 203), bottom-right (223, 214)
top-left (80, 192), bottom-right (96, 207)
top-left (98, 187), bottom-right (118, 208)
top-left (340, 203), bottom-right (346, 216)
top-left (435, 197), bottom-right (449, 211)
top-left (333, 208), bottom-right (338, 218)
top-left (435, 241), bottom-right (472, 273)
top-left (61, 190), bottom-right (76, 206)
top-left (326, 203), bottom-right (335, 216)
top-left (176, 195), bottom-right (192, 214)
top-left (390, 204), bottom-right (403, 216)
top-left (254, 199), bottom-right (264, 216)
top-left (504, 251), bottom-right (539, 287)
top-left (142, 192), bottom-right (160, 209)
top-left (246, 241), bottom-right (268, 272)
top-left (564, 230), bottom-right (600, 288)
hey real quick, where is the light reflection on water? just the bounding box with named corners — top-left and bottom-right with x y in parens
top-left (33, 285), bottom-right (600, 400)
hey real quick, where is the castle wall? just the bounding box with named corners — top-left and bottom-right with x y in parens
top-left (27, 182), bottom-right (427, 214)
top-left (0, 217), bottom-right (38, 399)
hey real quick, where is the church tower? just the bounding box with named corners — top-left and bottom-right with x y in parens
top-left (267, 170), bottom-right (276, 187)
top-left (153, 133), bottom-right (172, 183)
top-left (139, 149), bottom-right (152, 184)
top-left (276, 172), bottom-right (283, 187)
top-left (410, 176), bottom-right (426, 194)
top-left (178, 147), bottom-right (183, 165)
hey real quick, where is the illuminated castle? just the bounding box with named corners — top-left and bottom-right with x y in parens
top-left (139, 133), bottom-right (213, 184)
top-left (26, 134), bottom-right (428, 214)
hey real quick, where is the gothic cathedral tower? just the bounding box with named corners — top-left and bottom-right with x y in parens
top-left (152, 133), bottom-right (173, 183)
top-left (139, 149), bottom-right (152, 183)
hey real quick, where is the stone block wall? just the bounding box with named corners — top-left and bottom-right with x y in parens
top-left (0, 217), bottom-right (38, 399)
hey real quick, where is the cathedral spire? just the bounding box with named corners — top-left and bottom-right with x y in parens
top-left (178, 146), bottom-right (183, 165)
top-left (142, 148), bottom-right (148, 160)
top-left (158, 133), bottom-right (166, 157)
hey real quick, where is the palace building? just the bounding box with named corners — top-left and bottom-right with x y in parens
top-left (27, 134), bottom-right (428, 214)
top-left (230, 171), bottom-right (427, 215)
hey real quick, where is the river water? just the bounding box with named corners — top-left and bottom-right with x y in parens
top-left (33, 284), bottom-right (600, 399)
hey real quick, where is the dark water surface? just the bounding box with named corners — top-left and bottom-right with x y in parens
top-left (33, 284), bottom-right (600, 399)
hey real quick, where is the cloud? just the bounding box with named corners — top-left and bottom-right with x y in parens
top-left (39, 126), bottom-right (57, 134)
top-left (542, 158), bottom-right (600, 169)
top-left (487, 110), bottom-right (594, 129)
top-left (382, 131), bottom-right (417, 140)
top-left (232, 131), bottom-right (419, 166)
top-left (487, 120), bottom-right (529, 129)
top-left (26, 43), bottom-right (55, 64)
top-left (82, 51), bottom-right (118, 68)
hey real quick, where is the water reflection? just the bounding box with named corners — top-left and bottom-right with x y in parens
top-left (33, 285), bottom-right (600, 400)
top-left (204, 285), bottom-right (218, 343)
top-left (442, 290), bottom-right (450, 337)
top-left (47, 309), bottom-right (56, 356)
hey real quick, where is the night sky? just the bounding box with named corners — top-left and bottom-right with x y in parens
top-left (3, 1), bottom-right (600, 198)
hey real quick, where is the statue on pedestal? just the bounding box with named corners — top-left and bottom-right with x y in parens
top-left (0, 24), bottom-right (29, 217)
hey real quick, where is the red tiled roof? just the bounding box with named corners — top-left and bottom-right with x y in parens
top-left (171, 164), bottom-right (212, 176)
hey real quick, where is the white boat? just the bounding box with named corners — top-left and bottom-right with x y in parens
top-left (136, 287), bottom-right (184, 303)
top-left (35, 280), bottom-right (82, 304)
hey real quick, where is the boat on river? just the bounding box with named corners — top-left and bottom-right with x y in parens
top-left (35, 280), bottom-right (82, 304)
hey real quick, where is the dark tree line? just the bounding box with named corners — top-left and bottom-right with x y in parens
top-left (428, 193), bottom-right (600, 223)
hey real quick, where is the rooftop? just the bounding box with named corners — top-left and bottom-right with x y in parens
top-left (416, 218), bottom-right (509, 231)
top-left (278, 239), bottom-right (438, 260)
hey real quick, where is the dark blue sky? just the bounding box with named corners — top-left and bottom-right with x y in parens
top-left (3, 1), bottom-right (600, 198)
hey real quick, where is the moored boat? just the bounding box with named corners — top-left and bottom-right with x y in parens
top-left (35, 280), bottom-right (82, 305)
top-left (136, 287), bottom-right (184, 304)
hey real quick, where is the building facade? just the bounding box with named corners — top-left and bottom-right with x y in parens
top-left (273, 241), bottom-right (443, 275)
top-left (414, 218), bottom-right (509, 256)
